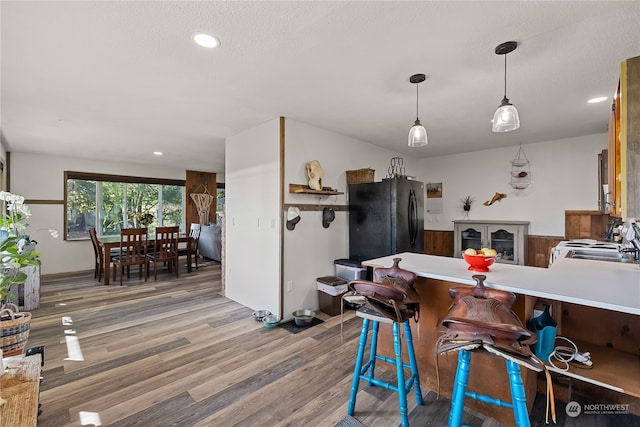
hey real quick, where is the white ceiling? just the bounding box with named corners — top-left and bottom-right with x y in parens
top-left (1, 1), bottom-right (639, 175)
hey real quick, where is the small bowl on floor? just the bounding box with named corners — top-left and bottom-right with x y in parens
top-left (262, 314), bottom-right (281, 328)
top-left (292, 309), bottom-right (316, 327)
top-left (252, 310), bottom-right (271, 321)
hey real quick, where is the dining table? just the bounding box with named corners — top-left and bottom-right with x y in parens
top-left (97, 233), bottom-right (192, 286)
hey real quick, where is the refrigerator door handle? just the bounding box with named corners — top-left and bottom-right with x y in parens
top-left (409, 188), bottom-right (417, 247)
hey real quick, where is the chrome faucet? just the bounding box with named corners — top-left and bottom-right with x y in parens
top-left (605, 217), bottom-right (623, 241)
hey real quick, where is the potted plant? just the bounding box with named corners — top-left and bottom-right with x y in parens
top-left (460, 195), bottom-right (473, 219)
top-left (0, 192), bottom-right (47, 357)
top-left (0, 192), bottom-right (44, 304)
top-left (136, 212), bottom-right (154, 227)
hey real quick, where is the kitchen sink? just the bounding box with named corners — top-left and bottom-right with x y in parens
top-left (564, 249), bottom-right (627, 263)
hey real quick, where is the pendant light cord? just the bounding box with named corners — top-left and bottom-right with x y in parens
top-left (503, 53), bottom-right (508, 98)
top-left (415, 83), bottom-right (420, 121)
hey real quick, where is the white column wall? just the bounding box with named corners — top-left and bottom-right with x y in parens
top-left (418, 133), bottom-right (608, 236)
top-left (282, 119), bottom-right (418, 319)
top-left (8, 152), bottom-right (185, 275)
top-left (224, 119), bottom-right (281, 313)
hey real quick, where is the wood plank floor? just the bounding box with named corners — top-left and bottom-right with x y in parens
top-left (26, 262), bottom-right (639, 427)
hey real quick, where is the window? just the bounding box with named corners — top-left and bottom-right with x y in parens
top-left (65, 172), bottom-right (185, 240)
top-left (216, 184), bottom-right (225, 224)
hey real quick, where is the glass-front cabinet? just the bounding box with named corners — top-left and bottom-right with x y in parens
top-left (453, 220), bottom-right (529, 265)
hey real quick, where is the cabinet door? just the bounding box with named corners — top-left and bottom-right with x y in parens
top-left (461, 227), bottom-right (483, 252)
top-left (609, 84), bottom-right (621, 217)
top-left (487, 225), bottom-right (520, 264)
top-left (454, 224), bottom-right (483, 257)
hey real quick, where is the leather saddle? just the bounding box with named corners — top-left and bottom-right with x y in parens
top-left (437, 274), bottom-right (556, 423)
top-left (348, 258), bottom-right (420, 323)
top-left (437, 274), bottom-right (541, 372)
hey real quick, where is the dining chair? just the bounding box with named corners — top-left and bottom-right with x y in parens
top-left (147, 226), bottom-right (179, 280)
top-left (89, 227), bottom-right (119, 283)
top-left (112, 227), bottom-right (148, 286)
top-left (88, 227), bottom-right (102, 281)
top-left (178, 223), bottom-right (201, 269)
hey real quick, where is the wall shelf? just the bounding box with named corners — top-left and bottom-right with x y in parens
top-left (289, 183), bottom-right (343, 195)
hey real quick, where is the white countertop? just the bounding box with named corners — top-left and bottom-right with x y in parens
top-left (362, 252), bottom-right (640, 315)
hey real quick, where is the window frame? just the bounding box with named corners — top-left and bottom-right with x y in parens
top-left (64, 171), bottom-right (186, 241)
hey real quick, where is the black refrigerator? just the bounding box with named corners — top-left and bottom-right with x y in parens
top-left (348, 178), bottom-right (424, 262)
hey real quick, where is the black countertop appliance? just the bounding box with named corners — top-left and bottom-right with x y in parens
top-left (348, 178), bottom-right (424, 263)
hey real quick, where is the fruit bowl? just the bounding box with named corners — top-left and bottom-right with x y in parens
top-left (462, 252), bottom-right (496, 272)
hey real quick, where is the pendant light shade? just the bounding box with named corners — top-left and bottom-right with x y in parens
top-left (492, 41), bottom-right (520, 133)
top-left (408, 119), bottom-right (427, 147)
top-left (408, 73), bottom-right (427, 147)
top-left (492, 96), bottom-right (520, 132)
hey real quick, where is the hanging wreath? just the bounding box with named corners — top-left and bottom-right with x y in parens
top-left (190, 185), bottom-right (214, 225)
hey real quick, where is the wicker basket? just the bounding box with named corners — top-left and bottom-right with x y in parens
top-left (0, 303), bottom-right (31, 357)
top-left (346, 168), bottom-right (375, 184)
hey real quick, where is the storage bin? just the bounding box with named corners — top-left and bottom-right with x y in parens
top-left (318, 291), bottom-right (345, 316)
top-left (334, 259), bottom-right (366, 281)
top-left (317, 276), bottom-right (348, 316)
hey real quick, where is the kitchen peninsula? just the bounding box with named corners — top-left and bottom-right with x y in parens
top-left (362, 252), bottom-right (639, 424)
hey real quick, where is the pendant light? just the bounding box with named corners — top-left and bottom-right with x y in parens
top-left (408, 73), bottom-right (428, 147)
top-left (492, 41), bottom-right (520, 132)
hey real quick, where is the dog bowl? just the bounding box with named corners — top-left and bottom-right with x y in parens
top-left (252, 310), bottom-right (271, 321)
top-left (292, 309), bottom-right (316, 327)
top-left (262, 314), bottom-right (281, 328)
top-left (462, 253), bottom-right (496, 272)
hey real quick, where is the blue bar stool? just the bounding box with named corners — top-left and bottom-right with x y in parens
top-left (439, 275), bottom-right (540, 427)
top-left (347, 306), bottom-right (423, 427)
top-left (448, 349), bottom-right (530, 427)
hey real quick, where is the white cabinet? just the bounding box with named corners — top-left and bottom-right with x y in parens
top-left (453, 220), bottom-right (529, 265)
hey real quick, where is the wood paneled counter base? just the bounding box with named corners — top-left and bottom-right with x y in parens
top-left (0, 354), bottom-right (41, 427)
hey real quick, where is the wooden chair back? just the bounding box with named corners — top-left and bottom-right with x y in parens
top-left (113, 227), bottom-right (148, 285)
top-left (189, 223), bottom-right (201, 250)
top-left (149, 226), bottom-right (179, 280)
top-left (119, 228), bottom-right (147, 263)
top-left (177, 223), bottom-right (201, 269)
top-left (88, 227), bottom-right (102, 281)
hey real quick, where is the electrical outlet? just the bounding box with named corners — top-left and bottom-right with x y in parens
top-left (287, 280), bottom-right (293, 292)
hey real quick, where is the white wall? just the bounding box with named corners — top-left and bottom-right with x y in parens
top-left (418, 133), bottom-right (607, 236)
top-left (9, 152), bottom-right (185, 274)
top-left (282, 119), bottom-right (418, 318)
top-left (224, 119), bottom-right (281, 314)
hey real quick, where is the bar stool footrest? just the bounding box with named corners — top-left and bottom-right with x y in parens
top-left (357, 373), bottom-right (420, 394)
top-left (359, 375), bottom-right (401, 392)
top-left (375, 354), bottom-right (412, 369)
top-left (464, 391), bottom-right (514, 409)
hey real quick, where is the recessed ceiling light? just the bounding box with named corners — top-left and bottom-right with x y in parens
top-left (587, 96), bottom-right (607, 104)
top-left (153, 151), bottom-right (163, 156)
top-left (193, 33), bottom-right (220, 48)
